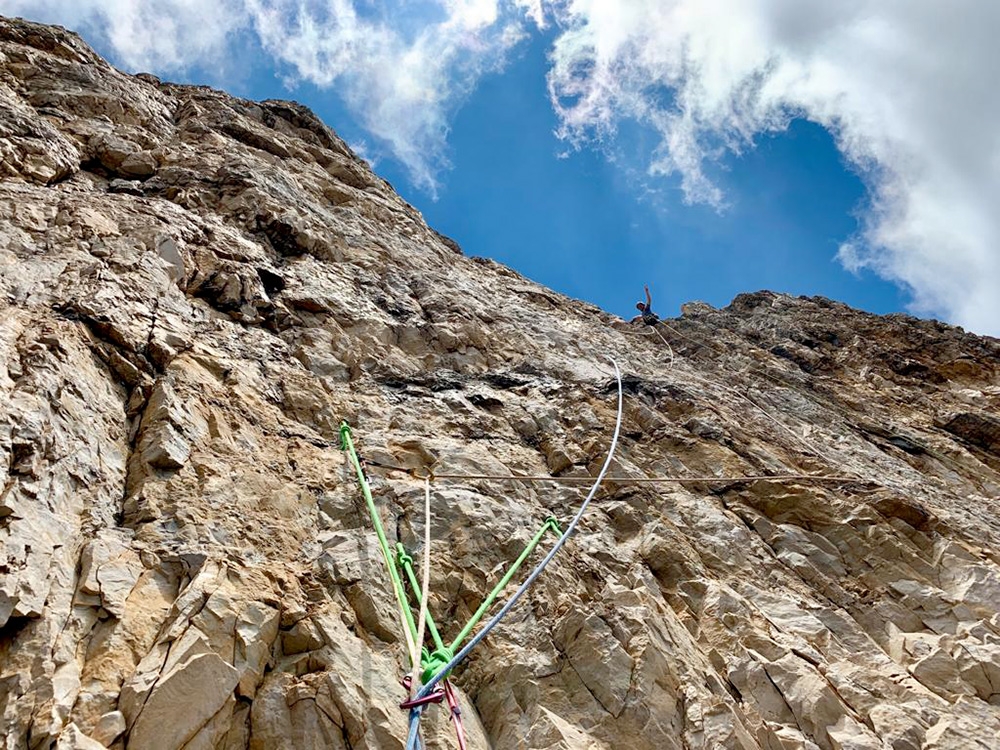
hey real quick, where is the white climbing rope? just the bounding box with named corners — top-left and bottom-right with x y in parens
top-left (633, 320), bottom-right (850, 473)
top-left (647, 324), bottom-right (675, 369)
top-left (409, 477), bottom-right (433, 699)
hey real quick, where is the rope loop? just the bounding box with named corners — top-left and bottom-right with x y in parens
top-left (395, 544), bottom-right (414, 570)
top-left (408, 467), bottom-right (435, 481)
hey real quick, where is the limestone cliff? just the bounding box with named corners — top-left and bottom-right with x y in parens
top-left (2, 16), bottom-right (1000, 750)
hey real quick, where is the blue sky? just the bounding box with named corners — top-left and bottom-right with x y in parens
top-left (6, 1), bottom-right (997, 333)
top-left (396, 31), bottom-right (907, 321)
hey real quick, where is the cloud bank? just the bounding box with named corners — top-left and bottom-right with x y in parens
top-left (544, 1), bottom-right (1000, 333)
top-left (3, 0), bottom-right (999, 332)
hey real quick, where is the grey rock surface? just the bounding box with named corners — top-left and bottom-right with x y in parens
top-left (2, 15), bottom-right (1000, 750)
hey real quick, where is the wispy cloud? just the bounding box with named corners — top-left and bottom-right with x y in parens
top-left (242, 0), bottom-right (526, 195)
top-left (3, 1), bottom-right (999, 333)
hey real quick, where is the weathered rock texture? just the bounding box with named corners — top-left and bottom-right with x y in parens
top-left (2, 16), bottom-right (1000, 750)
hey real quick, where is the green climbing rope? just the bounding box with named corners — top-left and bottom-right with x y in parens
top-left (339, 421), bottom-right (420, 663)
top-left (396, 543), bottom-right (447, 653)
top-left (397, 516), bottom-right (561, 683)
top-left (448, 515), bottom-right (562, 653)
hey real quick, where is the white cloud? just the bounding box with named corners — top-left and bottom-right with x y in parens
top-left (511, 0), bottom-right (546, 28)
top-left (3, 0), bottom-right (999, 332)
top-left (543, 0), bottom-right (1000, 333)
top-left (0, 0), bottom-right (245, 72)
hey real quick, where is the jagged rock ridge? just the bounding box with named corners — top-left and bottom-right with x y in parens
top-left (2, 15), bottom-right (1000, 750)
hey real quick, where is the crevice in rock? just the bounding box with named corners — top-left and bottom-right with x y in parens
top-left (55, 304), bottom-right (155, 388)
top-left (125, 636), bottom-right (175, 736)
top-left (252, 214), bottom-right (306, 258)
top-left (144, 296), bottom-right (160, 360)
top-left (43, 167), bottom-right (78, 187)
top-left (219, 121), bottom-right (291, 160)
top-left (120, 380), bottom-right (153, 521)
top-left (0, 616), bottom-right (32, 651)
top-left (549, 632), bottom-right (618, 718)
top-left (758, 660), bottom-right (799, 728)
top-left (256, 267), bottom-right (286, 297)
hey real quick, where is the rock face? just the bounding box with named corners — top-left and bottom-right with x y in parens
top-left (2, 15), bottom-right (1000, 750)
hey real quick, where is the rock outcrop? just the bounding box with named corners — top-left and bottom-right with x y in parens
top-left (2, 15), bottom-right (1000, 750)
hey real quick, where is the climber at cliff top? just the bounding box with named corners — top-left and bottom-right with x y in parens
top-left (635, 284), bottom-right (659, 325)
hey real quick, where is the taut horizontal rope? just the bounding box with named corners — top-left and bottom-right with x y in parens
top-left (372, 467), bottom-right (871, 485)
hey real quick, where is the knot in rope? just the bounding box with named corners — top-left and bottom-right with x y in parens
top-left (395, 545), bottom-right (414, 570)
top-left (421, 646), bottom-right (455, 685)
top-left (338, 420), bottom-right (353, 451)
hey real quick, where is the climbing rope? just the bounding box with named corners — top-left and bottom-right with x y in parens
top-left (622, 318), bottom-right (854, 475)
top-left (447, 516), bottom-right (561, 653)
top-left (409, 477), bottom-right (433, 700)
top-left (443, 681), bottom-right (468, 750)
top-left (365, 462), bottom-right (870, 486)
top-left (647, 325), bottom-right (676, 368)
top-left (404, 356), bottom-right (625, 750)
top-left (619, 324), bottom-right (674, 368)
top-left (395, 545), bottom-right (447, 653)
top-left (682, 362), bottom-right (846, 470)
top-left (654, 318), bottom-right (718, 353)
top-left (340, 424), bottom-right (421, 669)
